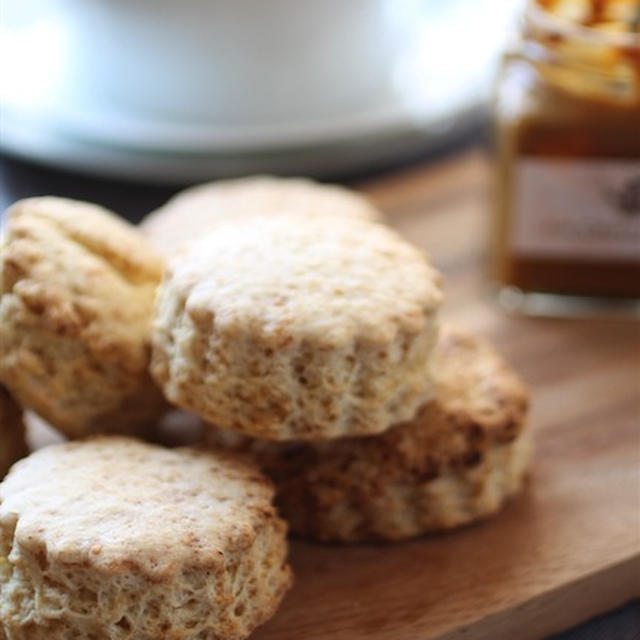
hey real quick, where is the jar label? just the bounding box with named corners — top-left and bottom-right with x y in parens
top-left (512, 158), bottom-right (640, 261)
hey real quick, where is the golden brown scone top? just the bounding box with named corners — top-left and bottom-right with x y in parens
top-left (8, 197), bottom-right (164, 283)
top-left (159, 214), bottom-right (442, 347)
top-left (1, 197), bottom-right (164, 341)
top-left (140, 175), bottom-right (384, 254)
top-left (0, 437), bottom-right (281, 581)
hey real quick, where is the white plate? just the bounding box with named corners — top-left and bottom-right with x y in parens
top-left (1, 106), bottom-right (485, 184)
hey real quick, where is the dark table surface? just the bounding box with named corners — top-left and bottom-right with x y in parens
top-left (1, 150), bottom-right (638, 640)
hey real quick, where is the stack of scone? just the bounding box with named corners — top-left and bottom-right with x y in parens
top-left (0, 177), bottom-right (532, 639)
top-left (203, 324), bottom-right (531, 541)
top-left (144, 176), bottom-right (531, 542)
top-left (0, 195), bottom-right (291, 640)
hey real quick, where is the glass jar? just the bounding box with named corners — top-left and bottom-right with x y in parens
top-left (492, 0), bottom-right (640, 315)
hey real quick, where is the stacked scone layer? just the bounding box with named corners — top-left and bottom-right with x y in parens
top-left (151, 214), bottom-right (443, 440)
top-left (205, 325), bottom-right (531, 541)
top-left (146, 177), bottom-right (530, 543)
top-left (141, 175), bottom-right (384, 255)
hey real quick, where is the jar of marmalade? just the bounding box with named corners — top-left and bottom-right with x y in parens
top-left (492, 0), bottom-right (640, 315)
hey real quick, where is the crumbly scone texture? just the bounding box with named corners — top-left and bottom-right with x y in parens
top-left (0, 387), bottom-right (27, 480)
top-left (140, 175), bottom-right (385, 255)
top-left (0, 437), bottom-right (292, 640)
top-left (152, 215), bottom-right (442, 440)
top-left (205, 325), bottom-right (532, 541)
top-left (0, 197), bottom-right (167, 438)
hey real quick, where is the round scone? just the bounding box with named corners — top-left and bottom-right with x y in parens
top-left (140, 175), bottom-right (384, 254)
top-left (205, 325), bottom-right (532, 541)
top-left (0, 197), bottom-right (167, 438)
top-left (0, 437), bottom-right (292, 640)
top-left (0, 386), bottom-right (28, 479)
top-left (151, 215), bottom-right (442, 440)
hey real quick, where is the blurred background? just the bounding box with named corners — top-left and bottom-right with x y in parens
top-left (2, 0), bottom-right (637, 309)
top-left (1, 0), bottom-right (520, 196)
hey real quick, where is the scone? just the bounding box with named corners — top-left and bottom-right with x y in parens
top-left (140, 175), bottom-right (384, 254)
top-left (205, 325), bottom-right (532, 541)
top-left (0, 437), bottom-right (292, 640)
top-left (151, 215), bottom-right (442, 440)
top-left (0, 386), bottom-right (27, 479)
top-left (0, 197), bottom-right (167, 438)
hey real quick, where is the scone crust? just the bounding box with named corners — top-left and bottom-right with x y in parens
top-left (206, 325), bottom-right (532, 541)
top-left (276, 430), bottom-right (532, 542)
top-left (0, 387), bottom-right (27, 479)
top-left (0, 197), bottom-right (166, 438)
top-left (0, 437), bottom-right (292, 640)
top-left (140, 175), bottom-right (384, 254)
top-left (152, 215), bottom-right (442, 440)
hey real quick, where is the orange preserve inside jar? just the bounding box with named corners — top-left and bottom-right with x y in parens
top-left (492, 0), bottom-right (640, 313)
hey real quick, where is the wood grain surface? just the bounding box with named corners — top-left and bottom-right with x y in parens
top-left (27, 151), bottom-right (640, 640)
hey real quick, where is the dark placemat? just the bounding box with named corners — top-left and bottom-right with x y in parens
top-left (550, 601), bottom-right (639, 640)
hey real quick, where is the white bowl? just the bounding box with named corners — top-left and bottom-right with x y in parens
top-left (50, 0), bottom-right (408, 127)
top-left (1, 0), bottom-right (522, 180)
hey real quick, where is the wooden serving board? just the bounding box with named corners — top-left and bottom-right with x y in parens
top-left (29, 151), bottom-right (640, 640)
